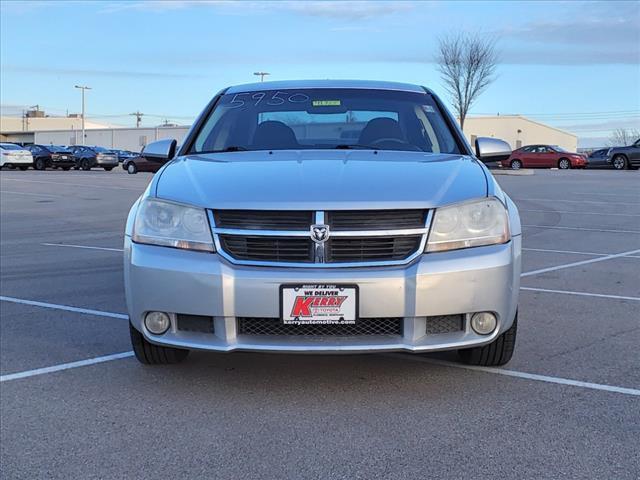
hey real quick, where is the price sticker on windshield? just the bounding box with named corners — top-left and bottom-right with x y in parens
top-left (312, 100), bottom-right (341, 107)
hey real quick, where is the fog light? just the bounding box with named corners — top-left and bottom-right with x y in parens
top-left (470, 312), bottom-right (497, 335)
top-left (144, 311), bottom-right (171, 335)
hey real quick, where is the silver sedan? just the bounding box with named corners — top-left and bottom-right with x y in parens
top-left (124, 80), bottom-right (521, 367)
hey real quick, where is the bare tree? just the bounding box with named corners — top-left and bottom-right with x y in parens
top-left (436, 33), bottom-right (498, 131)
top-left (608, 128), bottom-right (640, 147)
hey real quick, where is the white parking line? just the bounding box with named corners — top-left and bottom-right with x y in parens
top-left (41, 243), bottom-right (123, 252)
top-left (521, 287), bottom-right (640, 302)
top-left (387, 355), bottom-right (640, 397)
top-left (0, 352), bottom-right (134, 383)
top-left (520, 209), bottom-right (640, 218)
top-left (0, 190), bottom-right (60, 198)
top-left (0, 296), bottom-right (128, 319)
top-left (522, 247), bottom-right (640, 258)
top-left (516, 197), bottom-right (639, 206)
top-left (521, 248), bottom-right (640, 277)
top-left (2, 295), bottom-right (638, 394)
top-left (0, 178), bottom-right (140, 191)
top-left (523, 224), bottom-right (640, 234)
top-left (571, 192), bottom-right (639, 198)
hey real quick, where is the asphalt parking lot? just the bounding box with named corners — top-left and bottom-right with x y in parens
top-left (1, 167), bottom-right (639, 479)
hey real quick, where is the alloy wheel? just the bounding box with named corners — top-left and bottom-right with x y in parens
top-left (612, 156), bottom-right (626, 170)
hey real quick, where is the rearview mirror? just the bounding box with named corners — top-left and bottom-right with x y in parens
top-left (475, 137), bottom-right (512, 162)
top-left (142, 138), bottom-right (177, 163)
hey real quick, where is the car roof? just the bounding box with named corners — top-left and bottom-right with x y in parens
top-left (226, 79), bottom-right (426, 94)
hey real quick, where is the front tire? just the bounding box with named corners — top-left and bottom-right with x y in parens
top-left (612, 154), bottom-right (627, 170)
top-left (127, 163), bottom-right (138, 174)
top-left (34, 158), bottom-right (46, 170)
top-left (80, 159), bottom-right (91, 171)
top-left (103, 167), bottom-right (113, 171)
top-left (129, 322), bottom-right (189, 365)
top-left (558, 158), bottom-right (571, 169)
top-left (62, 166), bottom-right (71, 171)
top-left (510, 159), bottom-right (522, 170)
top-left (458, 313), bottom-right (517, 366)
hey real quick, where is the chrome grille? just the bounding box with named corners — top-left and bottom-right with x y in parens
top-left (237, 318), bottom-right (403, 336)
top-left (219, 235), bottom-right (314, 263)
top-left (215, 210), bottom-right (313, 230)
top-left (326, 236), bottom-right (422, 263)
top-left (210, 209), bottom-right (431, 267)
top-left (327, 210), bottom-right (426, 231)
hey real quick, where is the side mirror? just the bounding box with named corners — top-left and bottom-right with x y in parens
top-left (475, 137), bottom-right (512, 162)
top-left (142, 138), bottom-right (177, 163)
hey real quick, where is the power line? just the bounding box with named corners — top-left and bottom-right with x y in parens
top-left (129, 111), bottom-right (144, 128)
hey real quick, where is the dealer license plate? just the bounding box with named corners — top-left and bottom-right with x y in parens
top-left (281, 284), bottom-right (358, 325)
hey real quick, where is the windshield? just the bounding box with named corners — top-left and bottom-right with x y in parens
top-left (553, 145), bottom-right (568, 152)
top-left (0, 143), bottom-right (23, 150)
top-left (92, 146), bottom-right (111, 153)
top-left (190, 89), bottom-right (461, 155)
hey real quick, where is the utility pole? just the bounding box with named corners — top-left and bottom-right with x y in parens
top-left (74, 85), bottom-right (91, 145)
top-left (253, 71), bottom-right (270, 82)
top-left (130, 111), bottom-right (144, 128)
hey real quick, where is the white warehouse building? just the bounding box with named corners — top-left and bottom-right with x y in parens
top-left (2, 114), bottom-right (578, 154)
top-left (29, 126), bottom-right (190, 153)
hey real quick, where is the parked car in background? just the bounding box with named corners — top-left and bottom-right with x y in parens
top-left (0, 143), bottom-right (33, 170)
top-left (122, 155), bottom-right (162, 174)
top-left (587, 148), bottom-right (613, 168)
top-left (112, 149), bottom-right (138, 163)
top-left (501, 145), bottom-right (587, 170)
top-left (25, 145), bottom-right (75, 170)
top-left (606, 139), bottom-right (640, 170)
top-left (69, 146), bottom-right (119, 171)
top-left (25, 144), bottom-right (75, 170)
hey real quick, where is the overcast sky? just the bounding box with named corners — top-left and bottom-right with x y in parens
top-left (1, 0), bottom-right (638, 146)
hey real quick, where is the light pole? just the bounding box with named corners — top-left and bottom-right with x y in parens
top-left (74, 85), bottom-right (91, 145)
top-left (253, 71), bottom-right (270, 82)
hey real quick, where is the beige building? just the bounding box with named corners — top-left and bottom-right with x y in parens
top-left (0, 115), bottom-right (118, 143)
top-left (462, 115), bottom-right (578, 152)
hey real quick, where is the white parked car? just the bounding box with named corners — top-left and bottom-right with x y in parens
top-left (0, 143), bottom-right (33, 170)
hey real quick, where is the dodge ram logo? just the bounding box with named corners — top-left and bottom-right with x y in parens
top-left (310, 224), bottom-right (330, 243)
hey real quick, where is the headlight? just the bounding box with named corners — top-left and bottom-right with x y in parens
top-left (132, 198), bottom-right (214, 252)
top-left (426, 198), bottom-right (510, 252)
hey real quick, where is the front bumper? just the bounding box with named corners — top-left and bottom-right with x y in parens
top-left (124, 237), bottom-right (521, 353)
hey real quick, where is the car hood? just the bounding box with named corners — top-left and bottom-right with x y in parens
top-left (154, 150), bottom-right (488, 210)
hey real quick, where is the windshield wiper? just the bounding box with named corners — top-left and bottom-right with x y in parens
top-left (334, 144), bottom-right (376, 150)
top-left (209, 146), bottom-right (249, 153)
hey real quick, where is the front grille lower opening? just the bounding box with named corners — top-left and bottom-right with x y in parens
top-left (177, 314), bottom-right (215, 334)
top-left (425, 315), bottom-right (464, 334)
top-left (237, 318), bottom-right (403, 336)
